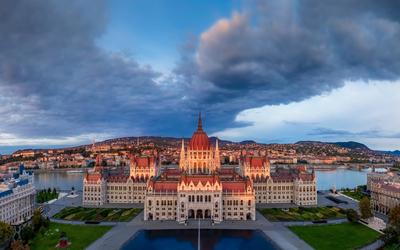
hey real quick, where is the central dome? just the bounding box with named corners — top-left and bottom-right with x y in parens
top-left (189, 114), bottom-right (210, 150)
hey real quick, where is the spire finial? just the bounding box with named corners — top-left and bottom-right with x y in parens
top-left (197, 112), bottom-right (203, 130)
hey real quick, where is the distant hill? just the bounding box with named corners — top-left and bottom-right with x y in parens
top-left (295, 141), bottom-right (325, 145)
top-left (239, 140), bottom-right (258, 145)
top-left (331, 141), bottom-right (370, 150)
top-left (296, 140), bottom-right (370, 150)
top-left (382, 150), bottom-right (400, 156)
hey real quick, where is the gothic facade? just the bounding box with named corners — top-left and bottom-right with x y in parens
top-left (83, 114), bottom-right (317, 222)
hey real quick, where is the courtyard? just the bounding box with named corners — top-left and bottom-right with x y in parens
top-left (53, 207), bottom-right (142, 222)
top-left (259, 206), bottom-right (347, 221)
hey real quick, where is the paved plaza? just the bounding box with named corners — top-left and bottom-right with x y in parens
top-left (87, 210), bottom-right (312, 250)
top-left (44, 189), bottom-right (378, 250)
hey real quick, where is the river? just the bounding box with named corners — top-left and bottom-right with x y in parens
top-left (34, 171), bottom-right (84, 191)
top-left (33, 168), bottom-right (384, 191)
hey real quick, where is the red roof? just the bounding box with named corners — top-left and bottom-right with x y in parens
top-left (180, 175), bottom-right (220, 186)
top-left (221, 180), bottom-right (251, 192)
top-left (148, 180), bottom-right (178, 192)
top-left (268, 171), bottom-right (315, 182)
top-left (376, 180), bottom-right (400, 192)
top-left (189, 113), bottom-right (210, 150)
top-left (85, 172), bottom-right (102, 182)
top-left (131, 155), bottom-right (155, 169)
top-left (242, 155), bottom-right (268, 169)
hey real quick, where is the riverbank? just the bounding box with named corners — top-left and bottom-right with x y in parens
top-left (31, 167), bottom-right (91, 173)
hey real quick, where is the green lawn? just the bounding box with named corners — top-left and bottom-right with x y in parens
top-left (341, 190), bottom-right (366, 201)
top-left (53, 207), bottom-right (142, 222)
top-left (30, 222), bottom-right (112, 250)
top-left (259, 206), bottom-right (346, 221)
top-left (289, 222), bottom-right (381, 250)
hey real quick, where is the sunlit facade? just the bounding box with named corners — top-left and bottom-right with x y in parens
top-left (83, 114), bottom-right (317, 222)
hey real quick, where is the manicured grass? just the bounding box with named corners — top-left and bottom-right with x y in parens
top-left (259, 206), bottom-right (346, 221)
top-left (289, 222), bottom-right (380, 250)
top-left (30, 222), bottom-right (112, 250)
top-left (341, 190), bottom-right (366, 201)
top-left (53, 207), bottom-right (142, 222)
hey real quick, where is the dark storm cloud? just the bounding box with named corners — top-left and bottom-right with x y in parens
top-left (177, 0), bottom-right (400, 115)
top-left (1, 0), bottom-right (400, 143)
top-left (0, 0), bottom-right (188, 139)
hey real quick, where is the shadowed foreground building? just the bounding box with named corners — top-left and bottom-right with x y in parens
top-left (0, 166), bottom-right (35, 225)
top-left (83, 115), bottom-right (317, 222)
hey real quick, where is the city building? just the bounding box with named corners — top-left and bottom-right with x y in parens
top-left (83, 114), bottom-right (317, 222)
top-left (0, 165), bottom-right (35, 225)
top-left (369, 171), bottom-right (400, 215)
top-left (82, 154), bottom-right (154, 206)
top-left (367, 171), bottom-right (400, 191)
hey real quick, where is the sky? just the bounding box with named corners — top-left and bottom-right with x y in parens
top-left (1, 0), bottom-right (400, 154)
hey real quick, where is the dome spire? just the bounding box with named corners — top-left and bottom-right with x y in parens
top-left (197, 112), bottom-right (203, 131)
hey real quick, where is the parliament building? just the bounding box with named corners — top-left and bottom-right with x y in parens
top-left (83, 115), bottom-right (317, 223)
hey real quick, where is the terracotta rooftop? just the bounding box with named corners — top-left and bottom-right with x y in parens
top-left (221, 179), bottom-right (252, 192)
top-left (148, 179), bottom-right (178, 192)
top-left (180, 174), bottom-right (220, 186)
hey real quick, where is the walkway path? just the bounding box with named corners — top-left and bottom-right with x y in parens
top-left (360, 239), bottom-right (385, 250)
top-left (50, 218), bottom-right (121, 226)
top-left (278, 218), bottom-right (347, 226)
top-left (87, 211), bottom-right (312, 250)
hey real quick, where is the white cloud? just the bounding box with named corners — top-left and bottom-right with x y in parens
top-left (213, 80), bottom-right (400, 150)
top-left (0, 132), bottom-right (111, 147)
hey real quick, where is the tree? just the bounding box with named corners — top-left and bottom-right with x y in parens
top-left (346, 209), bottom-right (359, 222)
top-left (359, 197), bottom-right (373, 219)
top-left (389, 205), bottom-right (400, 226)
top-left (20, 226), bottom-right (33, 244)
top-left (0, 221), bottom-right (13, 244)
top-left (382, 205), bottom-right (400, 247)
top-left (382, 225), bottom-right (400, 246)
top-left (32, 210), bottom-right (43, 232)
top-left (10, 240), bottom-right (29, 250)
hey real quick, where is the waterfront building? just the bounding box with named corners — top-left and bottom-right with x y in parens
top-left (82, 154), bottom-right (152, 206)
top-left (367, 171), bottom-right (400, 191)
top-left (369, 171), bottom-right (400, 215)
top-left (0, 166), bottom-right (35, 225)
top-left (83, 114), bottom-right (317, 222)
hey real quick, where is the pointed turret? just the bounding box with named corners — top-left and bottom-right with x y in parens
top-left (179, 139), bottom-right (186, 170)
top-left (197, 112), bottom-right (203, 131)
top-left (215, 138), bottom-right (221, 169)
